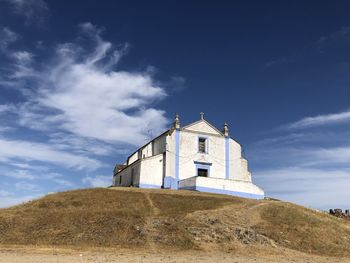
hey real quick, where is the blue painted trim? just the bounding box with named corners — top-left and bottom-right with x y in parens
top-left (137, 183), bottom-right (162, 189)
top-left (180, 185), bottom-right (264, 199)
top-left (173, 129), bottom-right (180, 190)
top-left (163, 176), bottom-right (173, 188)
top-left (195, 163), bottom-right (211, 177)
top-left (225, 137), bottom-right (230, 179)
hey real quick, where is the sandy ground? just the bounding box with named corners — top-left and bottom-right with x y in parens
top-left (1, 247), bottom-right (350, 263)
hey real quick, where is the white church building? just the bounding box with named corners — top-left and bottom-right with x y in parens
top-left (112, 113), bottom-right (264, 199)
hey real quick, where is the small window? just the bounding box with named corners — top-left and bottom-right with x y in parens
top-left (198, 168), bottom-right (208, 177)
top-left (198, 138), bottom-right (206, 153)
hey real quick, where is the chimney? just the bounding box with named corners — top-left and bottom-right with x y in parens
top-left (223, 122), bottom-right (229, 137)
top-left (173, 113), bottom-right (180, 129)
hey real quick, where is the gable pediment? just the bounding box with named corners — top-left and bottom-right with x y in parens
top-left (182, 120), bottom-right (223, 136)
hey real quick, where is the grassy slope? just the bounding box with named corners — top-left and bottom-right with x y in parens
top-left (0, 187), bottom-right (349, 257)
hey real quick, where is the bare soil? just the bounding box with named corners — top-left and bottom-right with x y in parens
top-left (1, 246), bottom-right (350, 263)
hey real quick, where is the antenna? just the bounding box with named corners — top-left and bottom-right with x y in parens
top-left (145, 129), bottom-right (153, 142)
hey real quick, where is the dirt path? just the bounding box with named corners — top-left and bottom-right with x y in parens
top-left (144, 192), bottom-right (161, 216)
top-left (143, 192), bottom-right (162, 252)
top-left (0, 247), bottom-right (349, 263)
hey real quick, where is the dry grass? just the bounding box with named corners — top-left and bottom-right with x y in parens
top-left (253, 202), bottom-right (350, 256)
top-left (0, 187), bottom-right (349, 257)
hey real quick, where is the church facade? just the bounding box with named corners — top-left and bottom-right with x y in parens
top-left (112, 113), bottom-right (264, 199)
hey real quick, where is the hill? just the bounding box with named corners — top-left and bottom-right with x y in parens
top-left (0, 187), bottom-right (350, 258)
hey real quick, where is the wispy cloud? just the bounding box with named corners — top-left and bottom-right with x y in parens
top-left (1, 22), bottom-right (168, 146)
top-left (0, 190), bottom-right (13, 197)
top-left (0, 138), bottom-right (102, 170)
top-left (265, 26), bottom-right (350, 68)
top-left (0, 21), bottom-right (181, 207)
top-left (316, 26), bottom-right (350, 52)
top-left (15, 181), bottom-right (41, 191)
top-left (82, 175), bottom-right (112, 187)
top-left (3, 0), bottom-right (50, 26)
top-left (0, 27), bottom-right (18, 51)
top-left (254, 167), bottom-right (350, 209)
top-left (2, 169), bottom-right (37, 180)
top-left (0, 104), bottom-right (16, 113)
top-left (250, 107), bottom-right (350, 209)
top-left (283, 109), bottom-right (350, 129)
top-left (264, 54), bottom-right (301, 68)
top-left (0, 166), bottom-right (76, 190)
top-left (0, 193), bottom-right (43, 208)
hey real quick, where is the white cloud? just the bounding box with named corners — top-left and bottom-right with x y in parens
top-left (254, 167), bottom-right (350, 210)
top-left (82, 175), bottom-right (111, 187)
top-left (251, 108), bottom-right (350, 210)
top-left (9, 51), bottom-right (36, 78)
top-left (4, 22), bottom-right (168, 147)
top-left (47, 133), bottom-right (116, 156)
top-left (1, 169), bottom-right (37, 180)
top-left (44, 172), bottom-right (75, 187)
top-left (285, 109), bottom-right (350, 129)
top-left (11, 51), bottom-right (33, 62)
top-left (308, 147), bottom-right (350, 166)
top-left (15, 181), bottom-right (40, 191)
top-left (0, 138), bottom-right (102, 170)
top-left (251, 144), bottom-right (350, 169)
top-left (0, 104), bottom-right (16, 113)
top-left (0, 190), bottom-right (13, 197)
top-left (0, 193), bottom-right (43, 208)
top-left (51, 178), bottom-right (74, 187)
top-left (5, 162), bottom-right (49, 171)
top-left (0, 22), bottom-right (176, 208)
top-left (0, 168), bottom-right (75, 188)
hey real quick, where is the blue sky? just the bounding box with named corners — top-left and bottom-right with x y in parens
top-left (0, 0), bottom-right (349, 209)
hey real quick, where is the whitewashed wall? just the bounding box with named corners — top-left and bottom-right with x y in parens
top-left (229, 139), bottom-right (243, 181)
top-left (178, 130), bottom-right (226, 180)
top-left (139, 154), bottom-right (164, 187)
top-left (128, 151), bottom-right (139, 165)
top-left (114, 160), bottom-right (141, 186)
top-left (178, 176), bottom-right (264, 198)
top-left (228, 140), bottom-right (252, 182)
top-left (153, 135), bottom-right (166, 155)
top-left (240, 158), bottom-right (252, 181)
top-left (141, 142), bottom-right (152, 159)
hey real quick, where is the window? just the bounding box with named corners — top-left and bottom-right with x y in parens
top-left (198, 137), bottom-right (206, 153)
top-left (198, 168), bottom-right (208, 177)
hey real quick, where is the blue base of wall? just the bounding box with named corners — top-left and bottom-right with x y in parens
top-left (163, 176), bottom-right (178, 190)
top-left (180, 185), bottom-right (264, 200)
top-left (136, 183), bottom-right (162, 189)
top-left (134, 182), bottom-right (264, 200)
